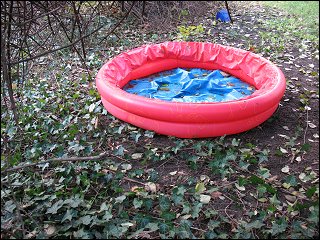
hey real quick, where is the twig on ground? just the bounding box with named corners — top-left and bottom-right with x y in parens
top-left (2, 152), bottom-right (108, 173)
top-left (224, 200), bottom-right (238, 225)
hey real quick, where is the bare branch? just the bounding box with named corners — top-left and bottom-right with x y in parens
top-left (9, 1), bottom-right (135, 66)
top-left (2, 152), bottom-right (108, 173)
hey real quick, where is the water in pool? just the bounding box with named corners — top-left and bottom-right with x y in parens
top-left (123, 68), bottom-right (256, 103)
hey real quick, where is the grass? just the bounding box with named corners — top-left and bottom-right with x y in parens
top-left (261, 1), bottom-right (319, 35)
top-left (262, 1), bottom-right (319, 19)
top-left (257, 1), bottom-right (319, 58)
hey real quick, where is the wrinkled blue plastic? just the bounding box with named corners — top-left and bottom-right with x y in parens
top-left (123, 68), bottom-right (256, 103)
top-left (216, 9), bottom-right (231, 22)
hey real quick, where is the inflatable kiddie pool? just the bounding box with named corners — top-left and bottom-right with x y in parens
top-left (96, 42), bottom-right (286, 138)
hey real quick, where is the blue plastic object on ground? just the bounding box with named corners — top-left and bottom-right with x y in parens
top-left (123, 68), bottom-right (256, 103)
top-left (216, 9), bottom-right (231, 22)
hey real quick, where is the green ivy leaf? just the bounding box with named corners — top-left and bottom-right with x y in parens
top-left (148, 170), bottom-right (159, 182)
top-left (270, 217), bottom-right (288, 236)
top-left (257, 184), bottom-right (267, 197)
top-left (204, 209), bottom-right (218, 219)
top-left (205, 231), bottom-right (218, 239)
top-left (270, 194), bottom-right (281, 205)
top-left (159, 222), bottom-right (173, 234)
top-left (258, 167), bottom-right (271, 179)
top-left (306, 186), bottom-right (317, 198)
top-left (284, 175), bottom-right (297, 187)
top-left (134, 214), bottom-right (151, 229)
top-left (46, 200), bottom-right (64, 214)
top-left (307, 206), bottom-right (319, 224)
top-left (144, 131), bottom-right (155, 138)
top-left (249, 175), bottom-right (265, 185)
top-left (257, 149), bottom-right (269, 163)
top-left (64, 194), bottom-right (82, 208)
top-left (159, 195), bottom-right (171, 212)
top-left (264, 183), bottom-right (277, 194)
top-left (4, 200), bottom-right (16, 213)
top-left (61, 209), bottom-right (77, 223)
top-left (73, 228), bottom-right (91, 239)
top-left (231, 138), bottom-right (240, 146)
top-left (181, 203), bottom-right (191, 214)
top-left (172, 186), bottom-right (186, 205)
top-left (226, 149), bottom-right (237, 160)
top-left (99, 201), bottom-right (109, 212)
top-left (172, 140), bottom-right (185, 154)
top-left (238, 177), bottom-right (248, 186)
top-left (245, 220), bottom-right (265, 230)
top-left (115, 195), bottom-right (126, 203)
top-left (133, 198), bottom-right (143, 209)
top-left (114, 145), bottom-right (125, 156)
top-left (78, 215), bottom-right (92, 225)
top-left (176, 220), bottom-right (194, 239)
top-left (102, 211), bottom-right (113, 221)
top-left (301, 143), bottom-right (311, 152)
top-left (161, 211), bottom-right (176, 221)
top-left (134, 132), bottom-right (142, 143)
top-left (145, 222), bottom-right (159, 232)
top-left (7, 126), bottom-right (17, 139)
top-left (187, 155), bottom-right (199, 170)
top-left (143, 199), bottom-right (153, 211)
top-left (191, 202), bottom-right (203, 218)
top-left (207, 220), bottom-right (220, 230)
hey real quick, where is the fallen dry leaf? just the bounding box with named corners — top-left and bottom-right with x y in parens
top-left (281, 166), bottom-right (290, 173)
top-left (210, 191), bottom-right (223, 199)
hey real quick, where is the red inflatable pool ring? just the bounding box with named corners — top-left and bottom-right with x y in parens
top-left (96, 42), bottom-right (286, 138)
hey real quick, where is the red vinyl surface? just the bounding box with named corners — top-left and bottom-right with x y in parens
top-left (96, 42), bottom-right (286, 138)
